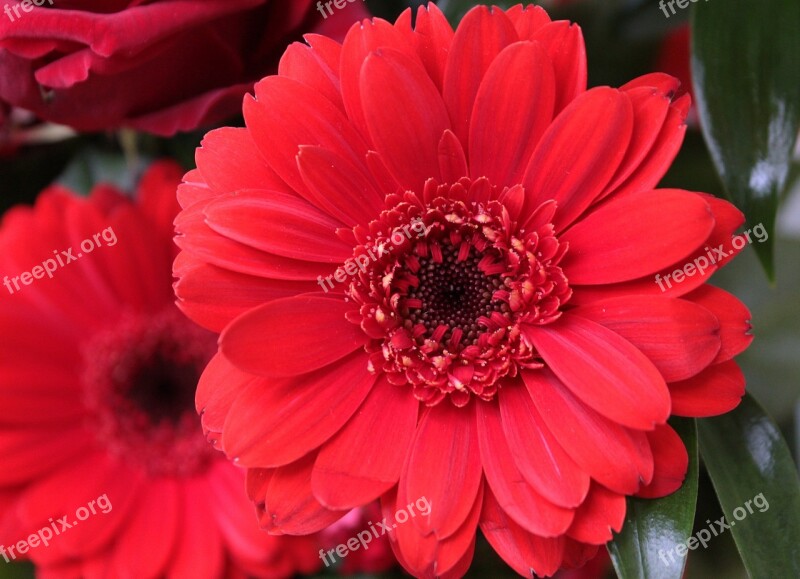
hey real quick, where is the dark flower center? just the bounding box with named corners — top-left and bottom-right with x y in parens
top-left (347, 178), bottom-right (572, 407)
top-left (82, 308), bottom-right (217, 476)
top-left (402, 241), bottom-right (507, 347)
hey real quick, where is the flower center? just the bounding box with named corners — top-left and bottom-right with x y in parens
top-left (347, 178), bottom-right (572, 407)
top-left (82, 308), bottom-right (218, 476)
top-left (402, 242), bottom-right (507, 346)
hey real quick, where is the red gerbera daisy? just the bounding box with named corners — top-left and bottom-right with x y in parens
top-left (0, 162), bottom-right (325, 578)
top-left (174, 4), bottom-right (753, 577)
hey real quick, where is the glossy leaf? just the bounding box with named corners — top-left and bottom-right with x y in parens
top-left (698, 393), bottom-right (800, 579)
top-left (607, 418), bottom-right (698, 579)
top-left (691, 0), bottom-right (800, 280)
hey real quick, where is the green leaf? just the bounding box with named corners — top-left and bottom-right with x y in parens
top-left (607, 418), bottom-right (698, 579)
top-left (0, 562), bottom-right (34, 579)
top-left (698, 393), bottom-right (800, 578)
top-left (691, 0), bottom-right (800, 280)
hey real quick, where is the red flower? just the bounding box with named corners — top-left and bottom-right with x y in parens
top-left (0, 162), bottom-right (324, 577)
top-left (0, 0), bottom-right (368, 135)
top-left (175, 4), bottom-right (753, 577)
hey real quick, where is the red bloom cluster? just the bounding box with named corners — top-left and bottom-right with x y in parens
top-left (0, 162), bottom-right (325, 578)
top-left (172, 3), bottom-right (753, 577)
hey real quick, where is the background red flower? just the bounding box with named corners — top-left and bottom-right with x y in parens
top-left (0, 0), bottom-right (368, 135)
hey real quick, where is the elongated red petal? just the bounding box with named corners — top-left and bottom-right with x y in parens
top-left (524, 314), bottom-right (671, 430)
top-left (523, 368), bottom-right (652, 494)
top-left (480, 487), bottom-right (565, 578)
top-left (561, 189), bottom-right (715, 284)
top-left (361, 48), bottom-right (451, 193)
top-left (566, 483), bottom-right (626, 544)
top-left (442, 5), bottom-right (518, 144)
top-left (263, 454), bottom-right (347, 535)
top-left (499, 384), bottom-right (590, 508)
top-left (476, 400), bottom-right (574, 536)
top-left (572, 295), bottom-right (721, 382)
top-left (636, 424), bottom-right (688, 499)
top-left (522, 87), bottom-right (633, 231)
top-left (400, 402), bottom-right (482, 540)
top-left (312, 377), bottom-right (418, 509)
top-left (220, 295), bottom-right (367, 377)
top-left (221, 351), bottom-right (375, 467)
top-left (530, 21), bottom-right (587, 114)
top-left (204, 191), bottom-right (352, 262)
top-left (669, 360), bottom-right (745, 417)
top-left (469, 41), bottom-right (555, 186)
top-left (684, 285), bottom-right (753, 363)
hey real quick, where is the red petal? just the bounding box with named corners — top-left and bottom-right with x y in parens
top-left (572, 295), bottom-right (721, 382)
top-left (174, 253), bottom-right (314, 333)
top-left (524, 314), bottom-right (671, 430)
top-left (522, 87), bottom-right (633, 231)
top-left (561, 189), bottom-right (715, 284)
top-left (196, 127), bottom-right (291, 196)
top-left (636, 424), bottom-right (688, 499)
top-left (469, 41), bottom-right (555, 186)
top-left (361, 48), bottom-right (451, 193)
top-left (476, 400), bottom-right (574, 537)
top-left (204, 191), bottom-right (352, 262)
top-left (438, 129), bottom-right (469, 183)
top-left (278, 36), bottom-right (343, 110)
top-left (175, 201), bottom-right (325, 280)
top-left (411, 3), bottom-right (454, 92)
top-left (598, 86), bottom-right (671, 200)
top-left (243, 76), bottom-right (369, 202)
top-left (684, 285), bottom-right (753, 363)
top-left (442, 5), bottom-right (518, 144)
top-left (499, 384), bottom-right (590, 508)
top-left (110, 479), bottom-right (179, 578)
top-left (400, 402), bottom-right (483, 539)
top-left (523, 369), bottom-right (652, 494)
top-left (569, 195), bottom-right (743, 304)
top-left (610, 95), bottom-right (689, 199)
top-left (297, 145), bottom-right (385, 227)
top-left (263, 454), bottom-right (347, 534)
top-left (506, 5), bottom-right (552, 40)
top-left (669, 360), bottom-right (745, 417)
top-left (340, 17), bottom-right (417, 140)
top-left (530, 21), bottom-right (587, 114)
top-left (221, 351), bottom-right (375, 467)
top-left (220, 295), bottom-right (367, 377)
top-left (566, 483), bottom-right (626, 544)
top-left (313, 377), bottom-right (419, 509)
top-left (171, 477), bottom-right (224, 579)
top-left (480, 485), bottom-right (565, 578)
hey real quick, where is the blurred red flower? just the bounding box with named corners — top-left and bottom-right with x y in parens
top-left (0, 0), bottom-right (367, 135)
top-left (174, 4), bottom-right (753, 577)
top-left (0, 161), bottom-right (325, 577)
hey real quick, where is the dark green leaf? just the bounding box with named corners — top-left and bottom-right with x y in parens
top-left (0, 562), bottom-right (34, 579)
top-left (691, 0), bottom-right (800, 280)
top-left (698, 393), bottom-right (800, 578)
top-left (607, 418), bottom-right (698, 579)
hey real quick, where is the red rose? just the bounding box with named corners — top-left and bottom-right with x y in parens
top-left (0, 0), bottom-right (368, 135)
